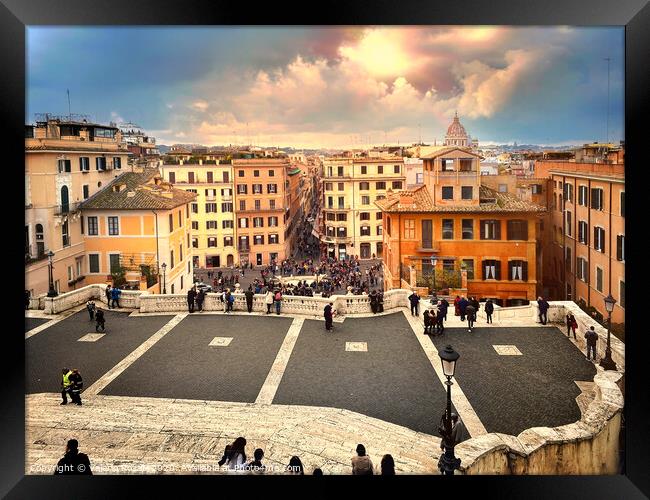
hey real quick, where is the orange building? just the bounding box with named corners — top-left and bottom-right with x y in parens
top-left (80, 169), bottom-right (196, 294)
top-left (377, 146), bottom-right (546, 305)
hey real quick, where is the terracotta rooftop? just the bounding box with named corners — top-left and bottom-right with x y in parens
top-left (375, 185), bottom-right (546, 214)
top-left (79, 169), bottom-right (197, 211)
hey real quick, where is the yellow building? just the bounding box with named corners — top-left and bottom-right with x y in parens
top-left (319, 157), bottom-right (405, 259)
top-left (80, 169), bottom-right (196, 294)
top-left (159, 160), bottom-right (236, 268)
top-left (25, 117), bottom-right (130, 296)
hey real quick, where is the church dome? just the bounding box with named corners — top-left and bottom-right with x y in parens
top-left (446, 112), bottom-right (467, 138)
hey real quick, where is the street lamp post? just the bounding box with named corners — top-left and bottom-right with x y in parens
top-left (599, 294), bottom-right (617, 371)
top-left (46, 250), bottom-right (58, 297)
top-left (438, 344), bottom-right (461, 475)
top-left (431, 256), bottom-right (437, 296)
top-left (161, 263), bottom-right (167, 294)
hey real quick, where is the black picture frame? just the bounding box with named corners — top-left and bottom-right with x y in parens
top-left (3, 0), bottom-right (648, 497)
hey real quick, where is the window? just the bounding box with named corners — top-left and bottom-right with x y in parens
top-left (386, 216), bottom-right (391, 236)
top-left (421, 219), bottom-right (433, 248)
top-left (253, 217), bottom-right (264, 228)
top-left (192, 238), bottom-right (198, 248)
top-left (89, 254), bottom-right (99, 273)
top-left (238, 170), bottom-right (244, 177)
top-left (206, 171), bottom-right (214, 183)
top-left (404, 219), bottom-right (415, 239)
top-left (461, 259), bottom-right (474, 280)
top-left (186, 204), bottom-right (189, 219)
top-left (531, 184), bottom-right (543, 194)
top-left (578, 221), bottom-right (589, 244)
top-left (191, 203), bottom-right (198, 214)
top-left (565, 211), bottom-right (572, 236)
top-left (617, 235), bottom-right (625, 261)
top-left (480, 220), bottom-right (500, 240)
top-left (462, 219), bottom-right (474, 240)
top-left (95, 157), bottom-right (106, 171)
top-left (79, 157), bottom-right (90, 171)
top-left (336, 213), bottom-right (347, 222)
top-left (169, 214), bottom-right (174, 232)
top-left (394, 165), bottom-right (400, 174)
top-left (326, 212), bottom-right (335, 221)
top-left (392, 181), bottom-right (403, 189)
top-left (441, 159), bottom-right (454, 171)
top-left (577, 257), bottom-right (588, 281)
top-left (254, 200), bottom-right (261, 210)
top-left (620, 281), bottom-right (625, 308)
top-left (361, 165), bottom-right (367, 174)
top-left (596, 267), bottom-right (604, 293)
top-left (188, 172), bottom-right (195, 183)
top-left (237, 184), bottom-right (248, 194)
top-left (376, 181), bottom-right (386, 190)
top-left (238, 218), bottom-right (249, 228)
top-left (338, 183), bottom-right (345, 191)
top-left (108, 217), bottom-right (119, 235)
top-left (377, 225), bottom-right (383, 236)
top-left (113, 157), bottom-right (122, 169)
top-left (594, 227), bottom-right (606, 252)
top-left (360, 212), bottom-right (370, 221)
top-left (267, 184), bottom-right (277, 194)
top-left (221, 202), bottom-right (233, 212)
top-left (171, 284), bottom-right (175, 294)
top-left (268, 216), bottom-right (278, 227)
top-left (377, 165), bottom-right (383, 174)
top-left (208, 237), bottom-right (217, 248)
top-left (179, 244), bottom-right (183, 262)
top-left (498, 184), bottom-right (507, 193)
top-left (360, 226), bottom-right (371, 236)
top-left (169, 172), bottom-right (176, 183)
top-left (482, 260), bottom-right (500, 280)
top-left (507, 220), bottom-right (528, 240)
top-left (578, 186), bottom-right (588, 206)
top-left (81, 184), bottom-right (89, 200)
top-left (60, 219), bottom-right (70, 247)
top-left (360, 182), bottom-right (370, 190)
top-left (170, 250), bottom-right (175, 268)
top-left (253, 170), bottom-right (260, 177)
top-left (205, 188), bottom-right (217, 198)
top-left (58, 159), bottom-right (71, 173)
top-left (269, 200), bottom-right (275, 210)
top-left (269, 234), bottom-right (279, 244)
top-left (239, 200), bottom-right (246, 211)
top-left (337, 227), bottom-right (347, 237)
top-left (191, 221), bottom-right (199, 230)
top-left (224, 236), bottom-right (234, 246)
top-left (254, 235), bottom-right (265, 245)
top-left (87, 216), bottom-right (98, 235)
top-left (442, 219), bottom-right (454, 239)
top-left (591, 188), bottom-right (604, 210)
top-left (620, 192), bottom-right (625, 217)
top-left (269, 170), bottom-right (275, 177)
top-left (253, 184), bottom-right (263, 194)
top-left (109, 254), bottom-right (120, 273)
top-left (565, 247), bottom-right (572, 271)
top-left (206, 221), bottom-right (218, 230)
top-left (441, 186), bottom-right (453, 200)
top-left (461, 186), bottom-right (473, 200)
top-left (563, 183), bottom-right (573, 203)
top-left (325, 182), bottom-right (333, 191)
top-left (223, 171), bottom-right (230, 183)
top-left (509, 260), bottom-right (528, 281)
top-left (443, 259), bottom-right (455, 272)
top-left (338, 166), bottom-right (344, 177)
top-left (376, 212), bottom-right (382, 220)
top-left (361, 195), bottom-right (370, 205)
top-left (205, 203), bottom-right (217, 213)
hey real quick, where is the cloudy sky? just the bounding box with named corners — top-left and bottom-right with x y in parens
top-left (27, 26), bottom-right (624, 148)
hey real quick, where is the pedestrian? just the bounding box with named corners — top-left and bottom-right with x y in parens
top-left (54, 439), bottom-right (92, 475)
top-left (222, 437), bottom-right (247, 471)
top-left (485, 299), bottom-right (494, 324)
top-left (86, 300), bottom-right (96, 321)
top-left (423, 308), bottom-right (432, 335)
top-left (226, 289), bottom-right (234, 313)
top-left (196, 288), bottom-right (205, 312)
top-left (95, 308), bottom-right (105, 332)
top-left (439, 298), bottom-right (449, 321)
top-left (454, 295), bottom-right (461, 317)
top-left (369, 289), bottom-right (378, 314)
top-left (68, 368), bottom-right (83, 406)
top-left (465, 303), bottom-right (476, 332)
top-left (274, 289), bottom-right (282, 315)
top-left (566, 312), bottom-right (578, 339)
top-left (264, 289), bottom-right (274, 314)
top-left (286, 456), bottom-right (304, 475)
top-left (537, 296), bottom-right (550, 325)
top-left (110, 286), bottom-right (121, 309)
top-left (381, 454), bottom-right (395, 475)
top-left (105, 284), bottom-right (112, 309)
top-left (409, 291), bottom-right (421, 316)
top-left (439, 413), bottom-right (469, 451)
top-left (246, 448), bottom-right (265, 474)
top-left (60, 368), bottom-right (73, 405)
top-left (471, 297), bottom-right (480, 316)
top-left (324, 302), bottom-right (334, 331)
top-left (585, 326), bottom-right (598, 361)
top-left (458, 296), bottom-right (468, 321)
top-left (351, 444), bottom-right (374, 475)
top-left (244, 286), bottom-right (254, 313)
top-left (377, 291), bottom-right (384, 313)
top-left (436, 307), bottom-right (445, 335)
top-left (187, 287), bottom-right (197, 313)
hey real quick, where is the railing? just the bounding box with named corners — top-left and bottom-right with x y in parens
top-left (54, 202), bottom-right (81, 215)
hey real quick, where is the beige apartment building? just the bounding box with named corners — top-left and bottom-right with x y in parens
top-left (159, 160), bottom-right (236, 268)
top-left (319, 157), bottom-right (405, 260)
top-left (25, 117), bottom-right (130, 296)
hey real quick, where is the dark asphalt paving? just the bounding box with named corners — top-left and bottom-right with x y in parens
top-left (273, 313), bottom-right (452, 436)
top-left (430, 326), bottom-right (597, 435)
top-left (100, 314), bottom-right (292, 403)
top-left (26, 310), bottom-right (173, 394)
top-left (25, 317), bottom-right (50, 333)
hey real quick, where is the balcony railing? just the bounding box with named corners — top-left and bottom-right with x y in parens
top-left (54, 202), bottom-right (81, 215)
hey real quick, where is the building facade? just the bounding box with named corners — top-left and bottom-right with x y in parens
top-left (25, 117), bottom-right (130, 296)
top-left (319, 157), bottom-right (406, 260)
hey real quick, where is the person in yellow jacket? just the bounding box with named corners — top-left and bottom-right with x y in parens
top-left (60, 368), bottom-right (73, 405)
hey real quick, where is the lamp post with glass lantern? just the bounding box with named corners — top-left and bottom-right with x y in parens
top-left (46, 250), bottom-right (58, 297)
top-left (599, 294), bottom-right (617, 371)
top-left (161, 263), bottom-right (167, 294)
top-left (438, 344), bottom-right (461, 475)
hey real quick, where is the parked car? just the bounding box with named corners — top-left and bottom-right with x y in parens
top-left (195, 282), bottom-right (212, 293)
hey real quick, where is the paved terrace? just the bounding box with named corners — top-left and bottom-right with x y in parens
top-left (25, 287), bottom-right (625, 475)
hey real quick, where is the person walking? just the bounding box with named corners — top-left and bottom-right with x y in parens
top-left (566, 312), bottom-right (578, 339)
top-left (423, 308), bottom-right (432, 335)
top-left (454, 295), bottom-right (461, 317)
top-left (458, 296), bottom-right (469, 321)
top-left (187, 287), bottom-right (197, 313)
top-left (408, 291), bottom-right (421, 316)
top-left (196, 288), bottom-right (205, 312)
top-left (244, 286), bottom-right (255, 313)
top-left (351, 444), bottom-right (374, 475)
top-left (585, 326), bottom-right (598, 361)
top-left (380, 454), bottom-right (395, 475)
top-left (54, 439), bottom-right (92, 475)
top-left (223, 437), bottom-right (247, 471)
top-left (95, 308), bottom-right (105, 332)
top-left (105, 285), bottom-right (112, 309)
top-left (68, 369), bottom-right (83, 406)
top-left (465, 302), bottom-right (476, 332)
top-left (471, 297), bottom-right (480, 318)
top-left (264, 289), bottom-right (274, 314)
top-left (110, 286), bottom-right (121, 309)
top-left (436, 306), bottom-right (445, 335)
top-left (274, 289), bottom-right (282, 315)
top-left (439, 298), bottom-right (449, 321)
top-left (485, 299), bottom-right (494, 324)
top-left (537, 296), bottom-right (550, 325)
top-left (60, 368), bottom-right (73, 405)
top-left (225, 289), bottom-right (234, 313)
top-left (86, 300), bottom-right (96, 321)
top-left (324, 302), bottom-right (334, 331)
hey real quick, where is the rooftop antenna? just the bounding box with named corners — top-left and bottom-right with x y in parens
top-left (418, 123), bottom-right (421, 145)
top-left (605, 57), bottom-right (610, 146)
top-left (66, 89), bottom-right (71, 119)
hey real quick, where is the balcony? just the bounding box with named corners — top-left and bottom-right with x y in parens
top-left (325, 205), bottom-right (351, 211)
top-left (54, 202), bottom-right (81, 215)
top-left (416, 241), bottom-right (441, 253)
